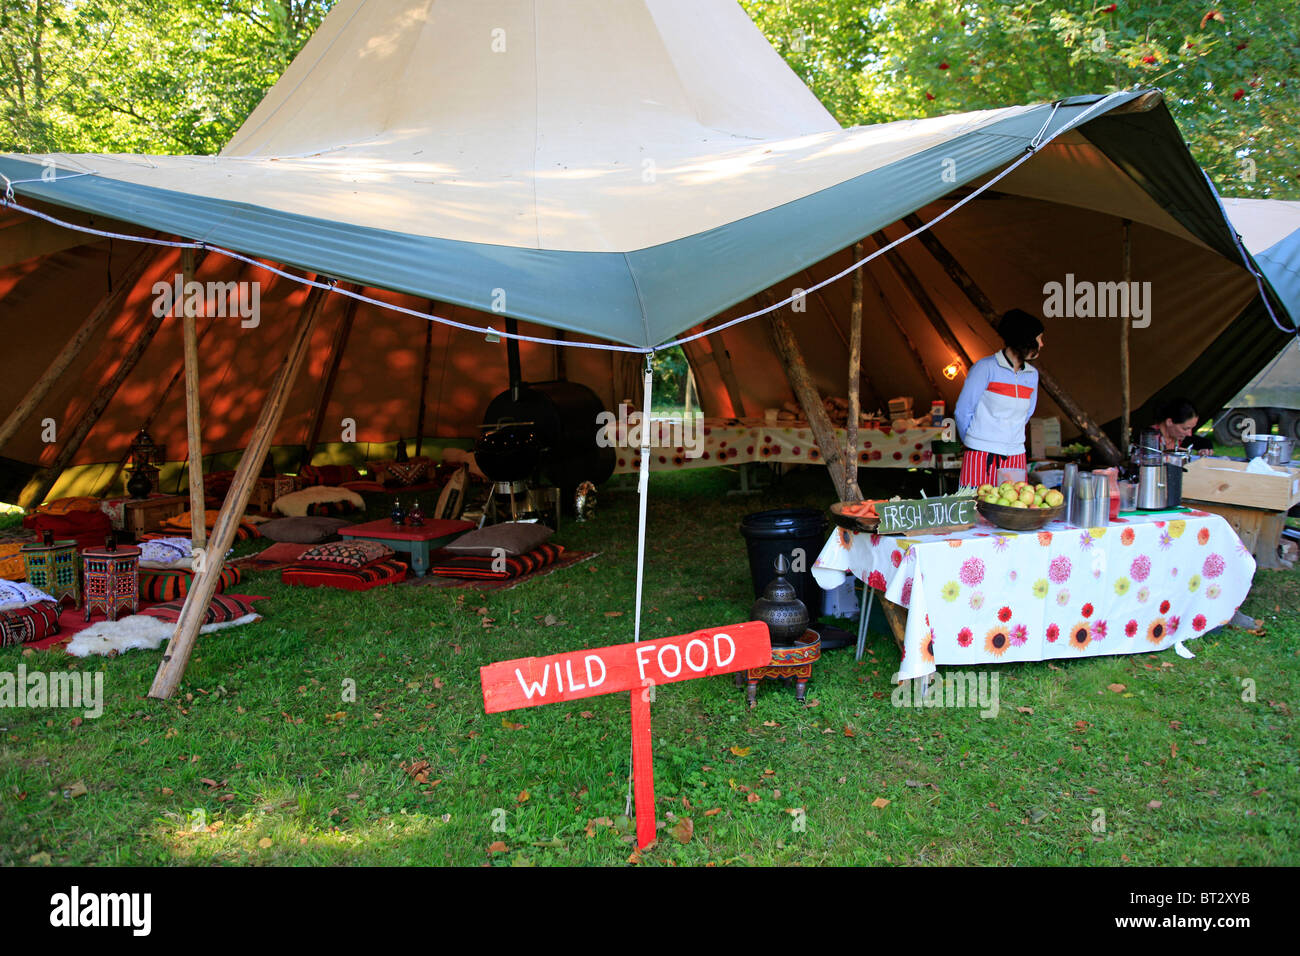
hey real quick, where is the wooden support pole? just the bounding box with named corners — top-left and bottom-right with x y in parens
top-left (706, 332), bottom-right (748, 418)
top-left (764, 292), bottom-right (851, 501)
top-left (181, 248), bottom-right (206, 548)
top-left (871, 231), bottom-right (974, 371)
top-left (150, 283), bottom-right (331, 700)
top-left (865, 270), bottom-right (942, 396)
top-left (844, 243), bottom-right (865, 502)
top-left (0, 244), bottom-right (158, 451)
top-left (299, 294), bottom-right (358, 468)
top-left (415, 303), bottom-right (435, 457)
top-left (1120, 219), bottom-right (1132, 454)
top-left (898, 214), bottom-right (1124, 464)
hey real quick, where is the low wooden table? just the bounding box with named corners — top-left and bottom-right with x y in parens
top-left (338, 518), bottom-right (476, 577)
top-left (21, 539), bottom-right (81, 609)
top-left (82, 545), bottom-right (141, 622)
top-left (121, 495), bottom-right (187, 535)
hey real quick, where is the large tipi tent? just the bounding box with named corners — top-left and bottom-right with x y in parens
top-left (1, 0), bottom-right (1293, 506)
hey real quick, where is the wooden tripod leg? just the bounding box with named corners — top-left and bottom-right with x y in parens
top-left (148, 283), bottom-right (331, 700)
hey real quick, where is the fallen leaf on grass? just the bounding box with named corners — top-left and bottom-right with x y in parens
top-left (1107, 683), bottom-right (1126, 693)
top-left (62, 781), bottom-right (88, 799)
top-left (257, 837), bottom-right (272, 849)
top-left (28, 852), bottom-right (51, 865)
top-left (746, 793), bottom-right (760, 804)
top-left (488, 841), bottom-right (509, 854)
top-left (325, 711), bottom-right (346, 722)
top-left (871, 797), bottom-right (891, 809)
top-left (604, 611), bottom-right (624, 618)
top-left (1016, 706), bottom-right (1034, 714)
top-left (580, 711), bottom-right (594, 719)
top-left (704, 808), bottom-right (722, 817)
top-left (516, 790), bottom-right (530, 803)
top-left (669, 817), bottom-right (694, 844)
top-left (843, 725), bottom-right (856, 738)
top-left (729, 746), bottom-right (751, 757)
top-left (1147, 800), bottom-right (1162, 810)
top-left (501, 718), bottom-right (526, 730)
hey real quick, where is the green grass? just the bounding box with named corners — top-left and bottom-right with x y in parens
top-left (1, 467), bottom-right (1297, 866)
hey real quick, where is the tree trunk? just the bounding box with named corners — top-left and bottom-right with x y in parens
top-left (844, 242), bottom-right (864, 501)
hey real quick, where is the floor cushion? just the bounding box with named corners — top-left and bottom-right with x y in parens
top-left (138, 593), bottom-right (261, 625)
top-left (430, 542), bottom-right (565, 580)
top-left (299, 464), bottom-right (362, 487)
top-left (298, 540), bottom-right (395, 569)
top-left (23, 509), bottom-right (112, 549)
top-left (159, 511), bottom-right (263, 540)
top-left (0, 543), bottom-right (26, 581)
top-left (273, 485), bottom-right (365, 518)
top-left (259, 516), bottom-right (352, 544)
top-left (0, 580), bottom-right (58, 611)
top-left (443, 521), bottom-right (553, 557)
top-left (138, 565), bottom-right (242, 603)
top-left (33, 496), bottom-right (103, 515)
top-left (0, 600), bottom-right (61, 647)
top-left (281, 558), bottom-right (408, 591)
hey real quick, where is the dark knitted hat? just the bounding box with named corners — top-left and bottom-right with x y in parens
top-left (997, 309), bottom-right (1045, 353)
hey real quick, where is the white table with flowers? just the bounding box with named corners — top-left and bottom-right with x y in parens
top-left (811, 508), bottom-right (1257, 680)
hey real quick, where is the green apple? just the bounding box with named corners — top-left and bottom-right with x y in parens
top-left (1010, 500), bottom-right (1028, 508)
top-left (998, 482), bottom-right (1015, 499)
top-left (983, 494), bottom-right (1000, 505)
top-left (1045, 490), bottom-right (1064, 507)
top-left (1018, 488), bottom-right (1035, 505)
top-left (998, 497), bottom-right (1013, 507)
top-left (977, 483), bottom-right (995, 498)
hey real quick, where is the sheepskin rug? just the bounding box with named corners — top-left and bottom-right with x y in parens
top-left (66, 613), bottom-right (261, 658)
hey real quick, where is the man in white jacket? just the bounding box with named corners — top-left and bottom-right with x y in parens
top-left (953, 309), bottom-right (1045, 488)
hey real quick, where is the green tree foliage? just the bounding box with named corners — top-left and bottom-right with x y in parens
top-left (742, 0), bottom-right (1299, 198)
top-left (0, 0), bottom-right (332, 154)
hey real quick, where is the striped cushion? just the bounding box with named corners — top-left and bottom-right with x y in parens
top-left (281, 558), bottom-right (408, 591)
top-left (0, 600), bottom-right (61, 647)
top-left (430, 543), bottom-right (564, 580)
top-left (138, 594), bottom-right (259, 625)
top-left (138, 565), bottom-right (241, 603)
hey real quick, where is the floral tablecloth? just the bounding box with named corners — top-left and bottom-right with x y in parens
top-left (611, 417), bottom-right (945, 474)
top-left (811, 510), bottom-right (1256, 680)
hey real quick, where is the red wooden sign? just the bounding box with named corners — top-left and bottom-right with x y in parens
top-left (480, 621), bottom-right (771, 849)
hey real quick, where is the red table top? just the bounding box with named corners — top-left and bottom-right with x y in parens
top-left (339, 518), bottom-right (476, 542)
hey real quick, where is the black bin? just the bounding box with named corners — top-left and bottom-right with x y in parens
top-left (740, 508), bottom-right (828, 625)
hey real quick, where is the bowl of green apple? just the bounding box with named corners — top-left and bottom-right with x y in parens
top-left (975, 480), bottom-right (1066, 531)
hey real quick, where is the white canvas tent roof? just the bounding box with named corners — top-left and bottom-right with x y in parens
top-left (0, 0), bottom-right (1292, 501)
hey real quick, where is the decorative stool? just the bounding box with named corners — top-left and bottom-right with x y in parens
top-left (82, 545), bottom-right (141, 622)
top-left (737, 630), bottom-right (822, 707)
top-left (742, 553), bottom-right (820, 706)
top-left (20, 538), bottom-right (81, 609)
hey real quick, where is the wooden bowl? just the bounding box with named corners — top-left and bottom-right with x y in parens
top-left (829, 501), bottom-right (880, 533)
top-left (976, 500), bottom-right (1065, 532)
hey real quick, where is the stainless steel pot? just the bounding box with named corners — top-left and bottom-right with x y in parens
top-left (1136, 464), bottom-right (1167, 510)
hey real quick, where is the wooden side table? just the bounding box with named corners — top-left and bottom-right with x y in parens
top-left (82, 546), bottom-right (141, 622)
top-left (122, 496), bottom-right (187, 535)
top-left (338, 517), bottom-right (476, 577)
top-left (20, 539), bottom-right (81, 609)
top-left (736, 631), bottom-right (822, 707)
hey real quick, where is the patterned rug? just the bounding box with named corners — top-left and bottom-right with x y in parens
top-left (405, 549), bottom-right (598, 592)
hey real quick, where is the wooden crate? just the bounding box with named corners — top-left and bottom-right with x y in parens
top-left (1181, 457), bottom-right (1300, 512)
top-left (122, 495), bottom-right (187, 535)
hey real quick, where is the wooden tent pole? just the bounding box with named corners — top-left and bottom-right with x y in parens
top-left (150, 283), bottom-right (331, 700)
top-left (898, 214), bottom-right (1124, 464)
top-left (844, 243), bottom-right (865, 501)
top-left (871, 231), bottom-right (974, 371)
top-left (1120, 219), bottom-right (1132, 453)
top-left (705, 332), bottom-right (748, 417)
top-left (865, 270), bottom-right (943, 395)
top-left (181, 248), bottom-right (206, 548)
top-left (414, 303), bottom-right (435, 457)
top-left (0, 244), bottom-right (159, 451)
top-left (299, 294), bottom-right (358, 468)
top-left (764, 291), bottom-right (851, 501)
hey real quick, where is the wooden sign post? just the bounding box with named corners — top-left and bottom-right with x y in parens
top-left (480, 621), bottom-right (772, 849)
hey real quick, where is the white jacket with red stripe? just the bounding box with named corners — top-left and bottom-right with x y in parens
top-left (953, 350), bottom-right (1038, 457)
